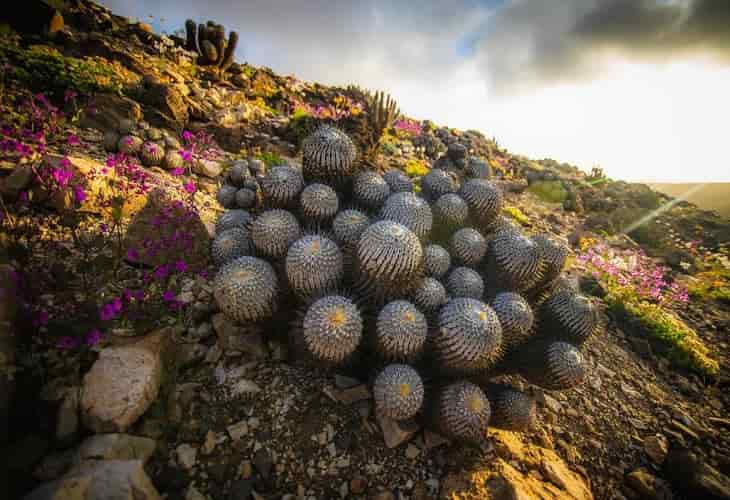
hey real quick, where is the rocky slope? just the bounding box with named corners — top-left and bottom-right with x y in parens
top-left (1, 2), bottom-right (730, 500)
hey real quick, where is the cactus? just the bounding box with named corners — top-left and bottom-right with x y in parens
top-left (356, 221), bottom-right (423, 294)
top-left (251, 209), bottom-right (302, 260)
top-left (421, 169), bottom-right (458, 203)
top-left (236, 188), bottom-right (257, 209)
top-left (379, 192), bottom-right (433, 241)
top-left (483, 384), bottom-right (536, 431)
top-left (432, 298), bottom-right (502, 374)
top-left (382, 169), bottom-right (414, 193)
top-left (353, 171), bottom-right (391, 211)
top-left (539, 291), bottom-right (600, 345)
top-left (373, 364), bottom-right (424, 421)
top-left (216, 209), bottom-right (252, 234)
top-left (300, 183), bottom-right (339, 224)
top-left (301, 126), bottom-right (357, 186)
top-left (184, 19), bottom-right (239, 73)
top-left (261, 165), bottom-right (304, 209)
top-left (445, 267), bottom-right (484, 300)
top-left (302, 295), bottom-right (363, 366)
top-left (450, 228), bottom-right (487, 268)
top-left (486, 230), bottom-right (544, 293)
top-left (518, 340), bottom-right (586, 391)
top-left (213, 256), bottom-right (279, 323)
top-left (433, 193), bottom-right (469, 231)
top-left (374, 301), bottom-right (428, 363)
top-left (459, 179), bottom-right (503, 229)
top-left (117, 135), bottom-right (142, 155)
top-left (490, 292), bottom-right (534, 352)
top-left (217, 184), bottom-right (238, 209)
top-left (164, 150), bottom-right (184, 171)
top-left (212, 227), bottom-right (253, 266)
top-left (332, 209), bottom-right (370, 248)
top-left (285, 234), bottom-right (344, 300)
top-left (410, 277), bottom-right (448, 319)
top-left (532, 233), bottom-right (569, 291)
top-left (362, 90), bottom-right (400, 159)
top-left (431, 381), bottom-right (490, 444)
top-left (465, 158), bottom-right (491, 179)
top-left (423, 244), bottom-right (451, 279)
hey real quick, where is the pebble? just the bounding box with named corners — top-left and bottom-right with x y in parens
top-left (405, 444), bottom-right (421, 460)
top-left (644, 434), bottom-right (669, 464)
top-left (227, 420), bottom-right (249, 441)
top-left (201, 430), bottom-right (216, 455)
top-left (176, 444), bottom-right (197, 470)
top-left (351, 475), bottom-right (367, 495)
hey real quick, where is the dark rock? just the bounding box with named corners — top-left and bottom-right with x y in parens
top-left (665, 448), bottom-right (730, 500)
top-left (0, 164), bottom-right (33, 199)
top-left (6, 434), bottom-right (49, 471)
top-left (625, 468), bottom-right (672, 499)
top-left (138, 77), bottom-right (189, 131)
top-left (253, 448), bottom-right (273, 478)
top-left (81, 93), bottom-right (143, 131)
top-left (229, 479), bottom-right (254, 500)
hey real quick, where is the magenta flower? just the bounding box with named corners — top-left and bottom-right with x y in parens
top-left (58, 336), bottom-right (78, 350)
top-left (182, 130), bottom-right (194, 142)
top-left (73, 185), bottom-right (86, 203)
top-left (162, 290), bottom-right (177, 302)
top-left (126, 248), bottom-right (139, 262)
top-left (171, 167), bottom-right (184, 176)
top-left (86, 329), bottom-right (102, 346)
top-left (179, 149), bottom-right (193, 162)
top-left (52, 167), bottom-right (72, 188)
top-left (174, 260), bottom-right (187, 273)
top-left (184, 182), bottom-right (196, 194)
top-left (67, 134), bottom-right (80, 146)
top-left (33, 310), bottom-right (50, 327)
top-left (153, 265), bottom-right (169, 281)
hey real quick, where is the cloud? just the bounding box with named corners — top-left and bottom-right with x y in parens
top-left (475, 0), bottom-right (730, 93)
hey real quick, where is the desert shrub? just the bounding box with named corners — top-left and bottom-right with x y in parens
top-left (404, 159), bottom-right (429, 178)
top-left (527, 180), bottom-right (567, 204)
top-left (503, 206), bottom-right (529, 226)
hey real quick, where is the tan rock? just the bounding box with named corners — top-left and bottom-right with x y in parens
top-left (80, 93), bottom-right (142, 132)
top-left (75, 434), bottom-right (156, 464)
top-left (80, 331), bottom-right (167, 433)
top-left (376, 413), bottom-right (419, 449)
top-left (625, 468), bottom-right (672, 500)
top-left (644, 434), bottom-right (669, 465)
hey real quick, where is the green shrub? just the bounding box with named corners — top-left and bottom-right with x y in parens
top-left (255, 151), bottom-right (284, 168)
top-left (527, 180), bottom-right (567, 204)
top-left (503, 206), bottom-right (530, 226)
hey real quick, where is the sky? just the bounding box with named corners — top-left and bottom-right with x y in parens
top-left (99, 0), bottom-right (730, 183)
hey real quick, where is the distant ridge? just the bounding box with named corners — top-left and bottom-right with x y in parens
top-left (648, 182), bottom-right (730, 217)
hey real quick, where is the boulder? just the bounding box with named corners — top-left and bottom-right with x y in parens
top-left (665, 448), bottom-right (730, 500)
top-left (80, 94), bottom-right (143, 132)
top-left (0, 164), bottom-right (34, 199)
top-left (80, 330), bottom-right (169, 433)
top-left (24, 460), bottom-right (161, 500)
top-left (625, 469), bottom-right (672, 500)
top-left (138, 78), bottom-right (189, 131)
top-left (123, 188), bottom-right (210, 269)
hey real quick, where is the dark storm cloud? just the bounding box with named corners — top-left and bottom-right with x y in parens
top-left (478, 0), bottom-right (730, 93)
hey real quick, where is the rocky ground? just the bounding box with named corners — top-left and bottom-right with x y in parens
top-left (2, 2), bottom-right (730, 500)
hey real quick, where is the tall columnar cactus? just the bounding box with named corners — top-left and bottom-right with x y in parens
top-left (373, 364), bottom-right (424, 421)
top-left (363, 90), bottom-right (400, 159)
top-left (184, 19), bottom-right (239, 73)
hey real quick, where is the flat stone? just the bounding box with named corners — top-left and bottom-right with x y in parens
top-left (176, 444), bottom-right (197, 470)
top-left (227, 420), bottom-right (249, 441)
top-left (643, 434), bottom-right (669, 465)
top-left (405, 444), bottom-right (421, 460)
top-left (625, 468), bottom-right (672, 500)
top-left (231, 379), bottom-right (262, 398)
top-left (376, 413), bottom-right (419, 449)
top-left (75, 434), bottom-right (156, 464)
top-left (80, 331), bottom-right (166, 433)
top-left (424, 430), bottom-right (450, 450)
top-left (333, 384), bottom-right (371, 405)
top-left (24, 459), bottom-right (161, 500)
top-left (201, 430), bottom-right (217, 455)
top-left (194, 159), bottom-right (222, 178)
top-left (212, 313), bottom-right (267, 358)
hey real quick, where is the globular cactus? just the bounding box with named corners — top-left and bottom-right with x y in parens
top-left (483, 384), bottom-right (536, 431)
top-left (164, 150), bottom-right (184, 171)
top-left (301, 126), bottom-right (357, 186)
top-left (444, 266), bottom-right (484, 300)
top-left (539, 291), bottom-right (600, 345)
top-left (332, 209), bottom-right (370, 248)
top-left (261, 165), bottom-right (304, 209)
top-left (379, 192), bottom-right (433, 241)
top-left (356, 221), bottom-right (423, 291)
top-left (490, 292), bottom-right (534, 352)
top-left (140, 141), bottom-right (164, 166)
top-left (216, 209), bottom-right (252, 234)
top-left (374, 301), bottom-right (428, 363)
top-left (518, 340), bottom-right (586, 391)
top-left (300, 183), bottom-right (339, 224)
top-left (236, 188), bottom-right (257, 209)
top-left (450, 228), bottom-right (487, 267)
top-left (228, 161), bottom-right (250, 187)
top-left (431, 381), bottom-right (490, 444)
top-left (433, 193), bottom-right (469, 230)
top-left (487, 230), bottom-right (544, 293)
top-left (423, 244), bottom-right (451, 279)
top-left (447, 143), bottom-right (467, 161)
top-left (373, 364), bottom-right (424, 421)
top-left (532, 233), bottom-right (569, 289)
top-left (382, 169), bottom-right (413, 193)
top-left (217, 184), bottom-right (238, 209)
top-left (213, 256), bottom-right (279, 323)
top-left (285, 235), bottom-right (344, 300)
top-left (302, 295), bottom-right (363, 366)
top-left (353, 171), bottom-right (390, 211)
top-left (421, 169), bottom-right (458, 202)
top-left (117, 135), bottom-right (143, 155)
top-left (459, 179), bottom-right (503, 229)
top-left (432, 298), bottom-right (502, 374)
top-left (465, 158), bottom-right (491, 179)
top-left (411, 277), bottom-right (448, 318)
top-left (251, 209), bottom-right (302, 260)
top-left (211, 227), bottom-right (252, 266)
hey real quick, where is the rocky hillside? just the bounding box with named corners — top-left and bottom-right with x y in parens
top-left (1, 2), bottom-right (730, 500)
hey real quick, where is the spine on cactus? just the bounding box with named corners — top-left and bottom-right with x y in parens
top-left (220, 31), bottom-right (239, 72)
top-left (213, 24), bottom-right (226, 66)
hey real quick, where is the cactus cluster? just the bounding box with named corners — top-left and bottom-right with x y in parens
top-left (211, 125), bottom-right (600, 449)
top-left (184, 19), bottom-right (238, 72)
top-left (102, 123), bottom-right (189, 171)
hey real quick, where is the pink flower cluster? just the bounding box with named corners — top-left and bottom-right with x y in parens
top-left (576, 242), bottom-right (689, 306)
top-left (393, 119), bottom-right (422, 136)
